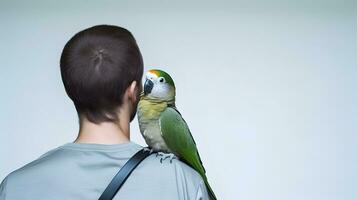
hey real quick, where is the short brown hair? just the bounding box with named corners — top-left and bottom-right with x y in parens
top-left (60, 25), bottom-right (143, 124)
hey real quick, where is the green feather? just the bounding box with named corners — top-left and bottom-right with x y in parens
top-left (159, 107), bottom-right (217, 200)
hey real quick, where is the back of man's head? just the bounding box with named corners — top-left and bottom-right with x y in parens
top-left (60, 25), bottom-right (143, 124)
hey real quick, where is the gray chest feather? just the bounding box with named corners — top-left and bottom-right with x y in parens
top-left (139, 119), bottom-right (172, 153)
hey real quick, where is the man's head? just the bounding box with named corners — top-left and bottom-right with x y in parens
top-left (60, 25), bottom-right (143, 125)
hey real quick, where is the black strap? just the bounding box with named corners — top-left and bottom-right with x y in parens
top-left (98, 148), bottom-right (153, 200)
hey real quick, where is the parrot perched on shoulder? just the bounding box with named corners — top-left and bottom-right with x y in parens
top-left (137, 69), bottom-right (217, 200)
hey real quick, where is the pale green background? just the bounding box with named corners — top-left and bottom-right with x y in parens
top-left (0, 0), bottom-right (356, 200)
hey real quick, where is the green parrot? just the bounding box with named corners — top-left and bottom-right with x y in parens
top-left (137, 69), bottom-right (217, 200)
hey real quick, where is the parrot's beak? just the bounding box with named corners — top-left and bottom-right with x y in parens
top-left (144, 79), bottom-right (154, 95)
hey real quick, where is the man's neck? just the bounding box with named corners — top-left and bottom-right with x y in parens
top-left (74, 118), bottom-right (130, 145)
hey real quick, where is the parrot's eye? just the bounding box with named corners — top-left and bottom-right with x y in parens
top-left (158, 77), bottom-right (165, 83)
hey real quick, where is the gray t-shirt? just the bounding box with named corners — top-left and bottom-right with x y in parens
top-left (0, 142), bottom-right (209, 200)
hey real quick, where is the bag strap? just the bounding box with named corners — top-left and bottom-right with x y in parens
top-left (98, 148), bottom-right (153, 200)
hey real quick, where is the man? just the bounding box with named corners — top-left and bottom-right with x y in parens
top-left (0, 25), bottom-right (209, 200)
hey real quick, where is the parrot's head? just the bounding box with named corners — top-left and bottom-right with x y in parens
top-left (142, 69), bottom-right (176, 102)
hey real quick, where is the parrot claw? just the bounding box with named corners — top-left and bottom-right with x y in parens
top-left (156, 152), bottom-right (177, 164)
top-left (143, 147), bottom-right (154, 154)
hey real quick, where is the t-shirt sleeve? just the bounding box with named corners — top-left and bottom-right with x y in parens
top-left (194, 179), bottom-right (210, 200)
top-left (0, 176), bottom-right (8, 200)
top-left (170, 159), bottom-right (211, 200)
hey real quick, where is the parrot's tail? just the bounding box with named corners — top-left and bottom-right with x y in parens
top-left (183, 153), bottom-right (217, 199)
top-left (203, 176), bottom-right (217, 200)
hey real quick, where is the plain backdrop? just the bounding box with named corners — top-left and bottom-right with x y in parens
top-left (0, 1), bottom-right (356, 200)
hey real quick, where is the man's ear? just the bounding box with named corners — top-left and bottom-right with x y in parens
top-left (126, 80), bottom-right (139, 102)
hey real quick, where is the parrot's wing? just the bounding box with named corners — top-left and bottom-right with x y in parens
top-left (159, 107), bottom-right (206, 175)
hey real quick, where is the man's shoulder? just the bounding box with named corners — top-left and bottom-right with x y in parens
top-left (2, 145), bottom-right (67, 187)
top-left (139, 153), bottom-right (204, 186)
top-left (117, 152), bottom-right (207, 200)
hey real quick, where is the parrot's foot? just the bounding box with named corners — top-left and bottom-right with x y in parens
top-left (143, 147), bottom-right (154, 154)
top-left (156, 152), bottom-right (177, 164)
